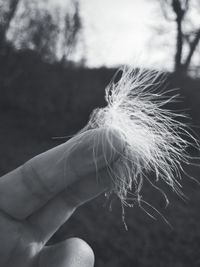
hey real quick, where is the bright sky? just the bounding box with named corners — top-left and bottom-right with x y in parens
top-left (49, 0), bottom-right (174, 69)
top-left (81, 0), bottom-right (158, 67)
top-left (46, 0), bottom-right (200, 70)
top-left (80, 0), bottom-right (173, 69)
top-left (79, 0), bottom-right (177, 69)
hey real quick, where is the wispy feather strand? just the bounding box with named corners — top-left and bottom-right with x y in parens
top-left (81, 67), bottom-right (199, 215)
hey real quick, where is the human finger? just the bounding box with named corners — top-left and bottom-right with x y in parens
top-left (27, 166), bottom-right (111, 243)
top-left (38, 238), bottom-right (94, 267)
top-left (0, 129), bottom-right (123, 219)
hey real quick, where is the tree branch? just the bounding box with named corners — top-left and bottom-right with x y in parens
top-left (174, 17), bottom-right (183, 71)
top-left (183, 28), bottom-right (200, 70)
top-left (172, 0), bottom-right (185, 71)
top-left (0, 0), bottom-right (20, 44)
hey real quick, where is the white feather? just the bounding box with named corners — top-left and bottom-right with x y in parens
top-left (81, 67), bottom-right (199, 212)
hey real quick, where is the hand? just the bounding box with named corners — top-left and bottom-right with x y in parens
top-left (0, 129), bottom-right (123, 267)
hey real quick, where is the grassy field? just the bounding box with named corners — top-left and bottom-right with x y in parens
top-left (1, 50), bottom-right (200, 266)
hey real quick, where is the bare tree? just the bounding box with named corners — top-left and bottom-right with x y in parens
top-left (1, 0), bottom-right (82, 63)
top-left (183, 28), bottom-right (200, 71)
top-left (159, 0), bottom-right (200, 74)
top-left (62, 0), bottom-right (82, 62)
top-left (0, 0), bottom-right (20, 51)
top-left (11, 1), bottom-right (60, 62)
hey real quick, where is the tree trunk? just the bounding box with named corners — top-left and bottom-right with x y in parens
top-left (174, 18), bottom-right (183, 72)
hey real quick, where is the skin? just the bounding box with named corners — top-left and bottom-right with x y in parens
top-left (0, 129), bottom-right (123, 267)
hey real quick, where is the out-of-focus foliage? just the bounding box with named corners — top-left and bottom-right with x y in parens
top-left (0, 0), bottom-right (20, 53)
top-left (9, 1), bottom-right (60, 62)
top-left (62, 1), bottom-right (82, 60)
top-left (0, 0), bottom-right (82, 63)
top-left (157, 0), bottom-right (200, 75)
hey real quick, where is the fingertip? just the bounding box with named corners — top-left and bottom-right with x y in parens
top-left (67, 128), bottom-right (124, 177)
top-left (39, 238), bottom-right (95, 267)
top-left (94, 127), bottom-right (125, 163)
top-left (68, 237), bottom-right (95, 267)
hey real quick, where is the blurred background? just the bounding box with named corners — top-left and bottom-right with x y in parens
top-left (0, 0), bottom-right (200, 266)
